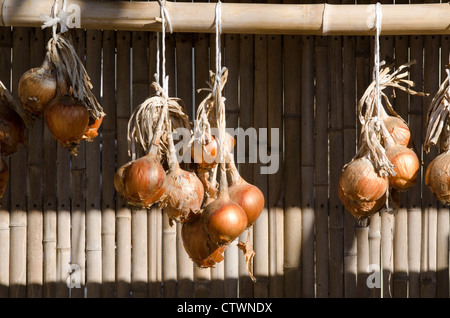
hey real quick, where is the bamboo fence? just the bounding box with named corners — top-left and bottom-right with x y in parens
top-left (0, 0), bottom-right (449, 298)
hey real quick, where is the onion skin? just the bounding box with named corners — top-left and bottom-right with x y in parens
top-left (228, 176), bottom-right (264, 227)
top-left (83, 116), bottom-right (103, 141)
top-left (0, 101), bottom-right (26, 157)
top-left (338, 183), bottom-right (386, 218)
top-left (121, 153), bottom-right (166, 208)
top-left (0, 158), bottom-right (9, 199)
top-left (18, 58), bottom-right (56, 117)
top-left (383, 116), bottom-right (411, 147)
top-left (181, 213), bottom-right (226, 268)
top-left (45, 95), bottom-right (89, 155)
top-left (425, 152), bottom-right (450, 204)
top-left (338, 157), bottom-right (388, 218)
top-left (202, 191), bottom-right (248, 245)
top-left (386, 145), bottom-right (419, 190)
top-left (160, 167), bottom-right (205, 223)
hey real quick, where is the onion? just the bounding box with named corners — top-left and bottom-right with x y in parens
top-left (83, 116), bottom-right (103, 141)
top-left (425, 151), bottom-right (450, 204)
top-left (227, 160), bottom-right (264, 227)
top-left (0, 99), bottom-right (26, 157)
top-left (383, 115), bottom-right (411, 147)
top-left (202, 189), bottom-right (248, 246)
top-left (191, 132), bottom-right (235, 168)
top-left (338, 157), bottom-right (388, 218)
top-left (45, 94), bottom-right (89, 155)
top-left (117, 152), bottom-right (166, 208)
top-left (181, 213), bottom-right (226, 268)
top-left (338, 183), bottom-right (386, 218)
top-left (386, 144), bottom-right (419, 190)
top-left (18, 55), bottom-right (56, 118)
top-left (0, 158), bottom-right (9, 199)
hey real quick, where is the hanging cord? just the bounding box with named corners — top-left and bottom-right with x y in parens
top-left (155, 0), bottom-right (173, 95)
top-left (374, 2), bottom-right (382, 121)
top-left (40, 0), bottom-right (71, 40)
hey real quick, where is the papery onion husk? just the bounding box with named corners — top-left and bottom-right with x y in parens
top-left (0, 157), bottom-right (9, 199)
top-left (383, 115), bottom-right (411, 147)
top-left (45, 94), bottom-right (89, 155)
top-left (201, 190), bottom-right (248, 246)
top-left (386, 144), bottom-right (419, 190)
top-left (181, 212), bottom-right (226, 268)
top-left (338, 183), bottom-right (386, 219)
top-left (338, 157), bottom-right (388, 218)
top-left (18, 55), bottom-right (56, 118)
top-left (425, 151), bottom-right (450, 204)
top-left (160, 166), bottom-right (205, 223)
top-left (0, 98), bottom-right (26, 157)
top-left (83, 115), bottom-right (103, 141)
top-left (120, 152), bottom-right (166, 208)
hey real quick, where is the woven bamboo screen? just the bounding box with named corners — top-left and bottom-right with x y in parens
top-left (0, 0), bottom-right (449, 298)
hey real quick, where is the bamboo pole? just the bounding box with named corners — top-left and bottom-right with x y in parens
top-left (355, 21), bottom-right (370, 298)
top-left (421, 31), bottom-right (440, 298)
top-left (267, 0), bottom-right (284, 296)
top-left (70, 30), bottom-right (87, 299)
top-left (369, 213), bottom-right (381, 298)
top-left (407, 31), bottom-right (423, 298)
top-left (115, 30), bottom-right (132, 298)
top-left (342, 30), bottom-right (357, 299)
top-left (328, 32), bottom-right (344, 298)
top-left (252, 29), bottom-right (269, 299)
top-left (26, 26), bottom-right (45, 298)
top-left (237, 15), bottom-right (255, 298)
top-left (1, 1), bottom-right (449, 35)
top-left (221, 13), bottom-right (241, 297)
top-left (147, 32), bottom-right (162, 299)
top-left (392, 21), bottom-right (409, 298)
top-left (193, 25), bottom-right (212, 299)
top-left (85, 28), bottom-right (103, 298)
top-left (130, 31), bottom-right (149, 298)
top-left (100, 27), bottom-right (117, 298)
top-left (0, 25), bottom-right (11, 298)
top-left (314, 34), bottom-right (329, 298)
top-left (174, 28), bottom-right (194, 298)
top-left (9, 27), bottom-right (29, 298)
top-left (301, 34), bottom-right (315, 298)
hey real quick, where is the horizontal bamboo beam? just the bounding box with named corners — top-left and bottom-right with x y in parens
top-left (0, 1), bottom-right (449, 35)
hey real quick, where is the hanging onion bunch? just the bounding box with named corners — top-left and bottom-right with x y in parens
top-left (424, 66), bottom-right (450, 204)
top-left (43, 33), bottom-right (105, 155)
top-left (339, 60), bottom-right (424, 221)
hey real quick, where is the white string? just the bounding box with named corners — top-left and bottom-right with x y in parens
top-left (156, 0), bottom-right (173, 97)
top-left (40, 0), bottom-right (70, 40)
top-left (374, 2), bottom-right (382, 118)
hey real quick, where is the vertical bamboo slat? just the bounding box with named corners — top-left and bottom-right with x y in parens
top-left (0, 26), bottom-right (11, 298)
top-left (26, 27), bottom-right (45, 299)
top-left (131, 31), bottom-right (149, 298)
top-left (267, 9), bottom-right (284, 297)
top-left (9, 27), bottom-right (29, 298)
top-left (148, 32), bottom-right (163, 298)
top-left (70, 30), bottom-right (87, 299)
top-left (301, 34), bottom-right (315, 298)
top-left (85, 28), bottom-right (103, 298)
top-left (314, 35), bottom-right (329, 298)
top-left (252, 31), bottom-right (269, 298)
top-left (342, 32), bottom-right (357, 298)
top-left (369, 213), bottom-right (381, 298)
top-left (237, 21), bottom-right (255, 298)
top-left (101, 27), bottom-right (117, 298)
top-left (282, 31), bottom-right (302, 298)
top-left (115, 30), bottom-right (132, 298)
top-left (408, 31), bottom-right (424, 299)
